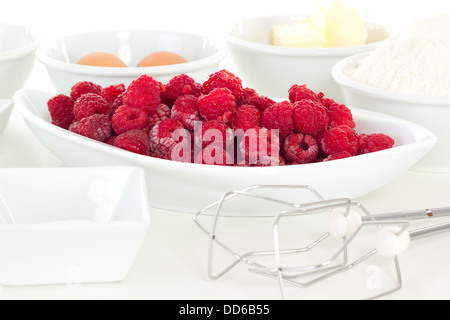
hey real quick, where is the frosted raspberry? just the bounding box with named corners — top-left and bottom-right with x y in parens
top-left (283, 133), bottom-right (319, 164)
top-left (248, 95), bottom-right (276, 111)
top-left (260, 100), bottom-right (294, 141)
top-left (171, 95), bottom-right (201, 131)
top-left (194, 120), bottom-right (234, 149)
top-left (202, 69), bottom-right (244, 100)
top-left (47, 94), bottom-right (75, 129)
top-left (358, 133), bottom-right (395, 155)
top-left (166, 131), bottom-right (193, 163)
top-left (148, 103), bottom-right (171, 130)
top-left (326, 102), bottom-right (355, 129)
top-left (239, 127), bottom-right (281, 166)
top-left (292, 99), bottom-right (329, 136)
top-left (68, 121), bottom-right (80, 134)
top-left (122, 74), bottom-right (161, 114)
top-left (101, 83), bottom-right (126, 104)
top-left (321, 125), bottom-right (359, 156)
top-left (165, 74), bottom-right (202, 101)
top-left (114, 129), bottom-right (150, 156)
top-left (73, 93), bottom-right (110, 120)
top-left (228, 104), bottom-right (260, 131)
top-left (197, 88), bottom-right (236, 122)
top-left (109, 93), bottom-right (123, 116)
top-left (77, 113), bottom-right (112, 142)
top-left (70, 81), bottom-right (102, 101)
top-left (323, 151), bottom-right (353, 162)
top-left (288, 84), bottom-right (323, 103)
top-left (195, 145), bottom-right (233, 166)
top-left (111, 105), bottom-right (149, 135)
top-left (149, 118), bottom-right (186, 157)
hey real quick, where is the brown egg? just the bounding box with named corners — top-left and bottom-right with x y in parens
top-left (77, 52), bottom-right (127, 67)
top-left (137, 51), bottom-right (187, 67)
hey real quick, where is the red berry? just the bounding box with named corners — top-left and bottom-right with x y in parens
top-left (194, 120), bottom-right (234, 149)
top-left (122, 74), bottom-right (161, 114)
top-left (358, 133), bottom-right (395, 155)
top-left (228, 104), bottom-right (260, 131)
top-left (47, 94), bottom-right (75, 129)
top-left (77, 113), bottom-right (112, 142)
top-left (148, 103), bottom-right (171, 130)
top-left (101, 83), bottom-right (126, 104)
top-left (323, 151), bottom-right (353, 162)
top-left (288, 84), bottom-right (322, 103)
top-left (195, 145), bottom-right (233, 166)
top-left (165, 74), bottom-right (202, 101)
top-left (73, 93), bottom-right (110, 120)
top-left (326, 101), bottom-right (355, 129)
top-left (197, 88), bottom-right (236, 122)
top-left (70, 81), bottom-right (102, 101)
top-left (239, 127), bottom-right (281, 166)
top-left (260, 100), bottom-right (294, 141)
top-left (171, 95), bottom-right (201, 131)
top-left (202, 69), bottom-right (244, 100)
top-left (114, 129), bottom-right (150, 156)
top-left (111, 105), bottom-right (149, 135)
top-left (149, 118), bottom-right (186, 157)
top-left (292, 99), bottom-right (329, 136)
top-left (321, 125), bottom-right (359, 156)
top-left (283, 133), bottom-right (319, 164)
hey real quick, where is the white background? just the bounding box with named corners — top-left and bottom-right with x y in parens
top-left (1, 0), bottom-right (450, 300)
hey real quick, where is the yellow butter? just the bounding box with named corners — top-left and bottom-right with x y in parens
top-left (272, 19), bottom-right (326, 48)
top-left (323, 8), bottom-right (368, 47)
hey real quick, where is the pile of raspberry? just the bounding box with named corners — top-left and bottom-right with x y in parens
top-left (47, 70), bottom-right (395, 166)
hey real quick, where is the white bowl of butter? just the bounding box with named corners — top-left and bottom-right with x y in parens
top-left (225, 0), bottom-right (389, 101)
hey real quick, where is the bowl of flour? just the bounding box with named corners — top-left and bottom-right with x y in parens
top-left (332, 14), bottom-right (450, 173)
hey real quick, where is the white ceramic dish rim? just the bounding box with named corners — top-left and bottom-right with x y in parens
top-left (35, 29), bottom-right (228, 77)
top-left (226, 14), bottom-right (388, 57)
top-left (15, 88), bottom-right (437, 178)
top-left (0, 98), bottom-right (13, 114)
top-left (332, 52), bottom-right (450, 105)
top-left (0, 23), bottom-right (40, 61)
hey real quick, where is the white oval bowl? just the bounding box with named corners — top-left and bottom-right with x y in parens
top-left (225, 15), bottom-right (389, 101)
top-left (0, 23), bottom-right (39, 98)
top-left (0, 99), bottom-right (13, 137)
top-left (36, 29), bottom-right (227, 93)
top-left (14, 89), bottom-right (436, 215)
top-left (332, 52), bottom-right (450, 173)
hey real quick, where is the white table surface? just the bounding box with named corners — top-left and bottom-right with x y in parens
top-left (1, 0), bottom-right (449, 300)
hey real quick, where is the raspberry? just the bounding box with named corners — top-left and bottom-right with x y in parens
top-left (73, 93), bottom-right (110, 120)
top-left (148, 103), bottom-right (171, 130)
top-left (247, 95), bottom-right (276, 111)
top-left (165, 74), bottom-right (202, 101)
top-left (47, 94), bottom-right (75, 129)
top-left (166, 131), bottom-right (193, 163)
top-left (122, 74), bottom-right (161, 114)
top-left (111, 105), bottom-right (149, 135)
top-left (197, 88), bottom-right (236, 122)
top-left (325, 101), bottom-right (355, 129)
top-left (109, 93), bottom-right (123, 116)
top-left (195, 145), bottom-right (232, 166)
top-left (283, 133), bottom-right (319, 164)
top-left (149, 118), bottom-right (186, 157)
top-left (260, 100), bottom-right (294, 141)
top-left (321, 125), bottom-right (359, 156)
top-left (77, 113), bottom-right (112, 142)
top-left (101, 83), bottom-right (126, 104)
top-left (194, 120), bottom-right (234, 149)
top-left (358, 133), bottom-right (395, 155)
top-left (292, 99), bottom-right (329, 136)
top-left (323, 151), bottom-right (353, 162)
top-left (171, 95), bottom-right (201, 131)
top-left (239, 127), bottom-right (281, 166)
top-left (288, 84), bottom-right (323, 103)
top-left (114, 129), bottom-right (150, 156)
top-left (237, 87), bottom-right (258, 106)
top-left (70, 81), bottom-right (102, 101)
top-left (202, 69), bottom-right (244, 100)
top-left (228, 104), bottom-right (260, 131)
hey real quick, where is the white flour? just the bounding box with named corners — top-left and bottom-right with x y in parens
top-left (345, 14), bottom-right (450, 97)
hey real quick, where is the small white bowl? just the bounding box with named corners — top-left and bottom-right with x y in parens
top-left (0, 166), bottom-right (150, 286)
top-left (15, 88), bottom-right (436, 215)
top-left (0, 23), bottom-right (39, 98)
top-left (0, 99), bottom-right (13, 137)
top-left (332, 52), bottom-right (450, 173)
top-left (226, 15), bottom-right (389, 101)
top-left (36, 29), bottom-right (227, 93)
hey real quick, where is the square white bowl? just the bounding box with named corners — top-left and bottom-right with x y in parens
top-left (14, 89), bottom-right (437, 215)
top-left (0, 99), bottom-right (13, 137)
top-left (0, 166), bottom-right (150, 286)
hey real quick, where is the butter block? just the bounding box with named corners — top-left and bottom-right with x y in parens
top-left (323, 8), bottom-right (368, 47)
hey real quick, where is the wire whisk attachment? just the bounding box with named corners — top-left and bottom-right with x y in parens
top-left (193, 185), bottom-right (450, 300)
